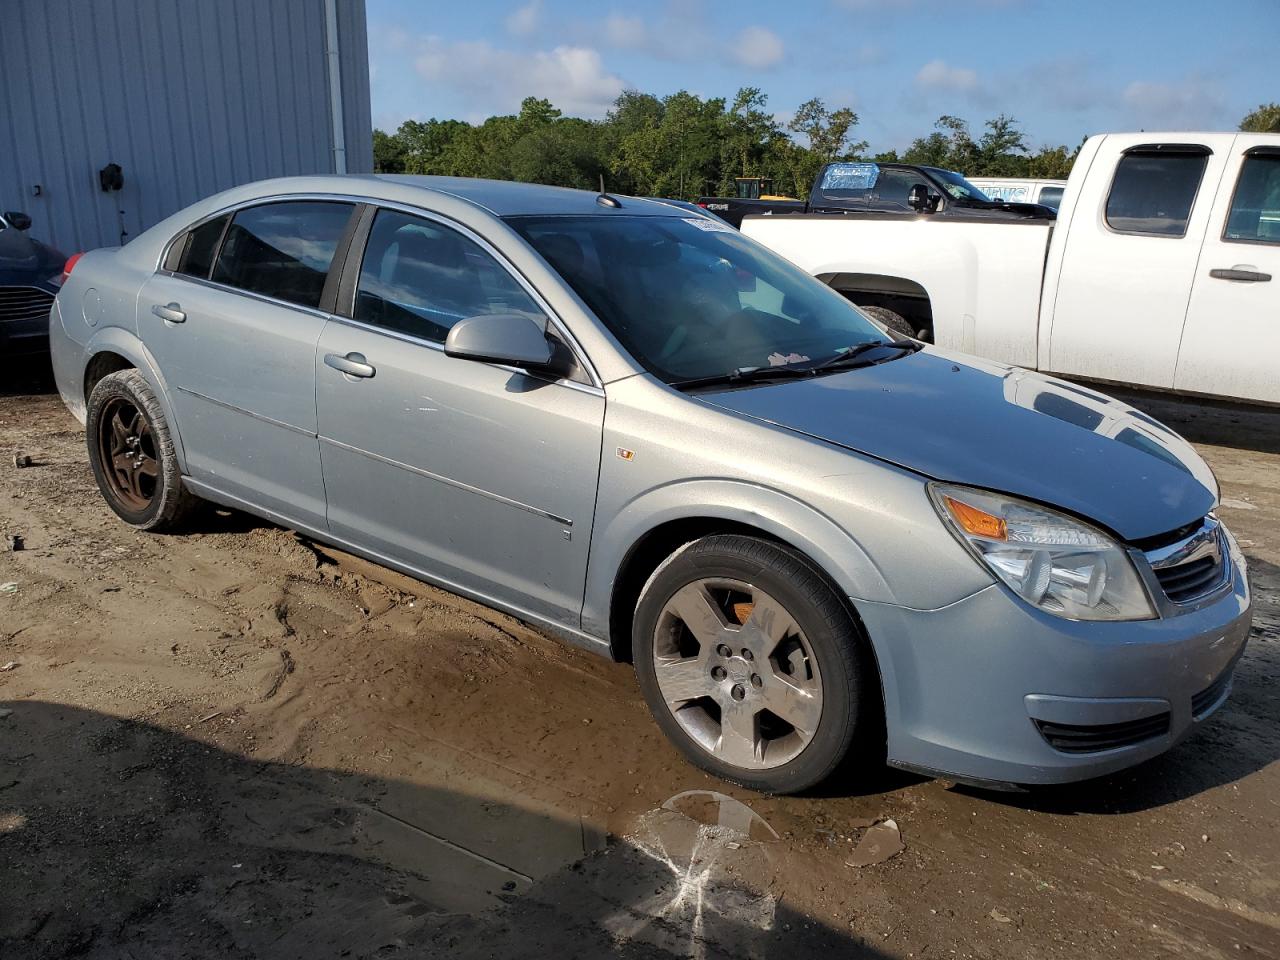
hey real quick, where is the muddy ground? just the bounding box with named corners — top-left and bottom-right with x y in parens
top-left (1, 369), bottom-right (1278, 960)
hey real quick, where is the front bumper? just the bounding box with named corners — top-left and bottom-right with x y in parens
top-left (854, 556), bottom-right (1252, 786)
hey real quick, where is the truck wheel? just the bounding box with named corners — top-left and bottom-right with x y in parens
top-left (856, 305), bottom-right (915, 339)
top-left (86, 369), bottom-right (200, 531)
top-left (633, 534), bottom-right (875, 795)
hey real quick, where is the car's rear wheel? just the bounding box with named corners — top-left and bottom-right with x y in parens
top-left (86, 369), bottom-right (199, 531)
top-left (633, 534), bottom-right (875, 794)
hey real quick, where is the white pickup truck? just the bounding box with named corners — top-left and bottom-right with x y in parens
top-left (741, 132), bottom-right (1280, 405)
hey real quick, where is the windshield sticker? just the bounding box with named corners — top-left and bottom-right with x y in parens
top-left (821, 162), bottom-right (879, 191)
top-left (682, 216), bottom-right (735, 233)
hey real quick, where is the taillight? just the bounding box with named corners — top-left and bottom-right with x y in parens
top-left (62, 252), bottom-right (84, 281)
top-left (696, 202), bottom-right (709, 208)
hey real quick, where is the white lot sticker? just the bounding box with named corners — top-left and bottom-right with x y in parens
top-left (682, 216), bottom-right (735, 233)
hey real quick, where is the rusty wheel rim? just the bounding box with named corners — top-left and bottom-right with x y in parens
top-left (97, 397), bottom-right (159, 512)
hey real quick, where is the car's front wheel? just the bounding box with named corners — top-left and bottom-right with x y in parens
top-left (86, 369), bottom-right (200, 531)
top-left (634, 534), bottom-right (876, 794)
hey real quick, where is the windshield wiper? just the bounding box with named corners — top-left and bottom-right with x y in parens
top-left (809, 338), bottom-right (921, 371)
top-left (670, 364), bottom-right (815, 391)
top-left (672, 339), bottom-right (920, 391)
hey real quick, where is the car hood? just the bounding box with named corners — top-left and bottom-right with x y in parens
top-left (0, 227), bottom-right (64, 284)
top-left (698, 349), bottom-right (1217, 542)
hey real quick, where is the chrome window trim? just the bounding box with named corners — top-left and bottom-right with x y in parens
top-left (156, 270), bottom-right (334, 321)
top-left (155, 191), bottom-right (604, 390)
top-left (324, 313), bottom-right (604, 397)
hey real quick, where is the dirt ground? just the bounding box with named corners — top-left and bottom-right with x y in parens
top-left (1, 369), bottom-right (1278, 960)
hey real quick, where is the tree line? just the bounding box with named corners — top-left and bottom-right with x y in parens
top-left (372, 90), bottom-right (1280, 200)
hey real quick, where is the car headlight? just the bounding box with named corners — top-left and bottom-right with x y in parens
top-left (930, 483), bottom-right (1156, 621)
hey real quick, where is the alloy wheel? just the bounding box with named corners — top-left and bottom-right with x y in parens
top-left (97, 397), bottom-right (159, 512)
top-left (651, 577), bottom-right (823, 770)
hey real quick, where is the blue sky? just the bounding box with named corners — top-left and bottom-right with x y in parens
top-left (366, 0), bottom-right (1274, 153)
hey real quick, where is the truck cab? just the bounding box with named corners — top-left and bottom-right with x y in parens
top-left (741, 132), bottom-right (1280, 406)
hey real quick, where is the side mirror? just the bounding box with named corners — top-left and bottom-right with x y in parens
top-left (3, 211), bottom-right (32, 231)
top-left (907, 184), bottom-right (932, 213)
top-left (444, 313), bottom-right (571, 377)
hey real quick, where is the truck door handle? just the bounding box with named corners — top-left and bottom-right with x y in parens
top-left (324, 352), bottom-right (375, 379)
top-left (152, 302), bottom-right (186, 324)
top-left (1209, 267), bottom-right (1271, 283)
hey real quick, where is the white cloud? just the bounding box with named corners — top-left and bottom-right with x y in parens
top-left (603, 13), bottom-right (647, 49)
top-left (1121, 77), bottom-right (1230, 131)
top-left (504, 1), bottom-right (541, 36)
top-left (915, 59), bottom-right (980, 93)
top-left (732, 26), bottom-right (785, 69)
top-left (412, 39), bottom-right (626, 118)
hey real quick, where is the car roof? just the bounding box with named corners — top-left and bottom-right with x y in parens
top-left (364, 175), bottom-right (684, 218)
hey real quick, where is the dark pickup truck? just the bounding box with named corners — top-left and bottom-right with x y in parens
top-left (697, 162), bottom-right (1056, 227)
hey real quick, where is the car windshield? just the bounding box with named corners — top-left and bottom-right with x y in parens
top-left (927, 168), bottom-right (991, 202)
top-left (508, 214), bottom-right (888, 384)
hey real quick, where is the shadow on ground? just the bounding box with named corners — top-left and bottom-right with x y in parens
top-left (0, 700), bottom-right (893, 960)
top-left (0, 357), bottom-right (55, 398)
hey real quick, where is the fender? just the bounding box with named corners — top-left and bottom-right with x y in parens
top-left (82, 326), bottom-right (191, 474)
top-left (581, 476), bottom-right (896, 640)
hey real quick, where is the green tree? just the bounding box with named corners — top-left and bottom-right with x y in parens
top-left (784, 98), bottom-right (866, 196)
top-left (372, 129), bottom-right (406, 173)
top-left (1240, 103), bottom-right (1280, 133)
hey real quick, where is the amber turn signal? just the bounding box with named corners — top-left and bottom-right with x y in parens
top-left (943, 496), bottom-right (1007, 541)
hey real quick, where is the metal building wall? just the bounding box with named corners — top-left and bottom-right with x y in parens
top-left (0, 0), bottom-right (373, 254)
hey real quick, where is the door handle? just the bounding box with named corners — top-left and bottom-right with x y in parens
top-left (152, 302), bottom-right (186, 324)
top-left (1209, 267), bottom-right (1271, 282)
top-left (324, 352), bottom-right (375, 379)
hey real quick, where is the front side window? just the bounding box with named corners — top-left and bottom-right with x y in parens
top-left (212, 201), bottom-right (354, 309)
top-left (926, 168), bottom-right (991, 202)
top-left (510, 214), bottom-right (886, 383)
top-left (353, 209), bottom-right (542, 343)
top-left (1224, 152), bottom-right (1280, 244)
top-left (1105, 150), bottom-right (1208, 237)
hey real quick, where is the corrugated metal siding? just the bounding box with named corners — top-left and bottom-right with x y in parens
top-left (0, 0), bottom-right (372, 253)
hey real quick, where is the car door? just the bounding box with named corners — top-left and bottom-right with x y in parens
top-left (138, 199), bottom-right (357, 529)
top-left (314, 206), bottom-right (605, 627)
top-left (1174, 138), bottom-right (1280, 403)
top-left (1045, 140), bottom-right (1229, 389)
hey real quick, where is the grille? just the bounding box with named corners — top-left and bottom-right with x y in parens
top-left (1035, 713), bottom-right (1171, 754)
top-left (1147, 519), bottom-right (1228, 605)
top-left (1155, 556), bottom-right (1224, 603)
top-left (0, 286), bottom-right (55, 324)
top-left (1191, 668), bottom-right (1234, 718)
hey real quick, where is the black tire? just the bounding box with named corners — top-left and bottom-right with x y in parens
top-left (856, 304), bottom-right (915, 339)
top-left (633, 534), bottom-right (876, 794)
top-left (86, 369), bottom-right (200, 531)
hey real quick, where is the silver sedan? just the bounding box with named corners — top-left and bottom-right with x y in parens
top-left (49, 175), bottom-right (1251, 794)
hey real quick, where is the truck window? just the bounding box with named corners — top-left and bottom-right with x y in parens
top-left (1224, 151), bottom-right (1280, 244)
top-left (1037, 186), bottom-right (1064, 209)
top-left (1104, 149), bottom-right (1208, 237)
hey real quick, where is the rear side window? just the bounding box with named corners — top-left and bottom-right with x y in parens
top-left (1224, 151), bottom-right (1280, 244)
top-left (212, 201), bottom-right (354, 309)
top-left (1105, 150), bottom-right (1208, 237)
top-left (173, 214), bottom-right (229, 279)
top-left (353, 209), bottom-right (542, 343)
